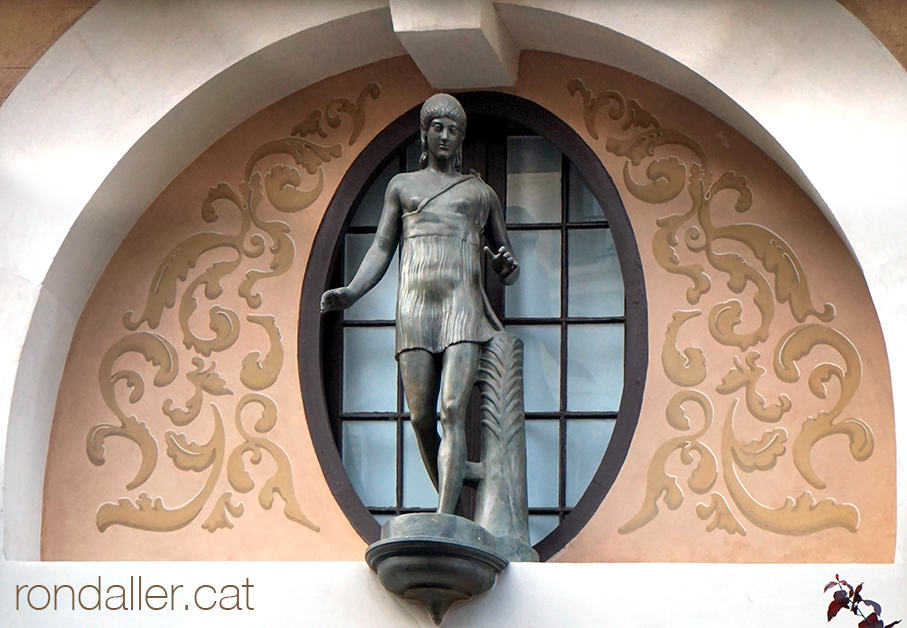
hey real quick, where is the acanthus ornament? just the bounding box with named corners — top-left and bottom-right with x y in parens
top-left (567, 78), bottom-right (872, 538)
top-left (88, 83), bottom-right (383, 534)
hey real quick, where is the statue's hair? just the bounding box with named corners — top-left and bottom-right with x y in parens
top-left (419, 93), bottom-right (467, 131)
top-left (419, 93), bottom-right (466, 169)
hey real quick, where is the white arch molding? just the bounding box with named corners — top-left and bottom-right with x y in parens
top-left (0, 0), bottom-right (904, 581)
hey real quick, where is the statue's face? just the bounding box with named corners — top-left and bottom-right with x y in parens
top-left (425, 116), bottom-right (464, 161)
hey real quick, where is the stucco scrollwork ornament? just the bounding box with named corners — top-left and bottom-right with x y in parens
top-left (567, 78), bottom-right (872, 540)
top-left (87, 83), bottom-right (383, 535)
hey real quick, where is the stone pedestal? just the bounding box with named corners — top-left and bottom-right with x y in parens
top-left (365, 514), bottom-right (511, 624)
top-left (366, 333), bottom-right (536, 623)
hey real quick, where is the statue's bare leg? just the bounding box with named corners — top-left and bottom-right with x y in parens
top-left (437, 342), bottom-right (481, 514)
top-left (399, 349), bottom-right (442, 490)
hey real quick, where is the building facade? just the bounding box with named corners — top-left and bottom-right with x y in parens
top-left (1, 2), bottom-right (905, 625)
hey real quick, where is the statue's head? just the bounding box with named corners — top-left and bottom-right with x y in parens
top-left (419, 93), bottom-right (467, 169)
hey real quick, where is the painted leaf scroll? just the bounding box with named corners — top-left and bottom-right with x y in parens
top-left (87, 83), bottom-right (383, 535)
top-left (568, 78), bottom-right (874, 538)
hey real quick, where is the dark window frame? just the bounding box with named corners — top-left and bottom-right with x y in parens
top-left (299, 92), bottom-right (647, 561)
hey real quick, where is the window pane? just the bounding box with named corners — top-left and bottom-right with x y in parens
top-left (567, 325), bottom-right (624, 411)
top-left (374, 513), bottom-right (394, 528)
top-left (343, 327), bottom-right (397, 412)
top-left (405, 137), bottom-right (421, 172)
top-left (509, 325), bottom-right (560, 411)
top-left (402, 420), bottom-right (438, 508)
top-left (344, 233), bottom-right (398, 321)
top-left (351, 157), bottom-right (399, 227)
top-left (567, 162), bottom-right (605, 222)
top-left (568, 228), bottom-right (623, 317)
top-left (528, 514), bottom-right (559, 545)
top-left (565, 419), bottom-right (615, 507)
top-left (525, 419), bottom-right (559, 508)
top-left (506, 136), bottom-right (561, 223)
top-left (342, 420), bottom-right (396, 507)
top-left (505, 230), bottom-right (560, 318)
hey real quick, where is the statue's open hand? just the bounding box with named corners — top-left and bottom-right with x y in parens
top-left (484, 245), bottom-right (518, 278)
top-left (321, 287), bottom-right (356, 313)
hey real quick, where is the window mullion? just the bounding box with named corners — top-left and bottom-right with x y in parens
top-left (558, 151), bottom-right (569, 517)
top-left (395, 415), bottom-right (403, 514)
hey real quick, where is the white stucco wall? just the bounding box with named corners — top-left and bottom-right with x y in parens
top-left (1, 561), bottom-right (903, 627)
top-left (0, 1), bottom-right (904, 625)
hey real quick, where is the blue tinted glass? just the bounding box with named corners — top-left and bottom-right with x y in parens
top-left (374, 513), bottom-right (394, 528)
top-left (565, 419), bottom-right (615, 507)
top-left (567, 162), bottom-right (605, 222)
top-left (508, 325), bottom-right (560, 411)
top-left (567, 325), bottom-right (624, 411)
top-left (343, 327), bottom-right (397, 412)
top-left (506, 136), bottom-right (561, 223)
top-left (402, 420), bottom-right (438, 508)
top-left (351, 158), bottom-right (399, 227)
top-left (405, 137), bottom-right (421, 172)
top-left (528, 514), bottom-right (559, 545)
top-left (506, 230), bottom-right (560, 318)
top-left (568, 228), bottom-right (623, 317)
top-left (342, 420), bottom-right (396, 507)
top-left (344, 233), bottom-right (398, 321)
top-left (525, 419), bottom-right (559, 508)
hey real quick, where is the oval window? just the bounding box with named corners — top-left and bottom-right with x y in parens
top-left (300, 93), bottom-right (646, 560)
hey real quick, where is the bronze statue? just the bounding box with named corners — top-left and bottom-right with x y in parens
top-left (335, 93), bottom-right (536, 623)
top-left (322, 93), bottom-right (519, 514)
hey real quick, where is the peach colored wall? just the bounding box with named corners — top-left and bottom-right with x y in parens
top-left (42, 52), bottom-right (894, 562)
top-left (838, 0), bottom-right (907, 69)
top-left (515, 52), bottom-right (896, 563)
top-left (41, 56), bottom-right (435, 561)
top-left (0, 0), bottom-right (97, 105)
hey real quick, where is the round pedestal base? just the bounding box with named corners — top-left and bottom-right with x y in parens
top-left (365, 514), bottom-right (509, 624)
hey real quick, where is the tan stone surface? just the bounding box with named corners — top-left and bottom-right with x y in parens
top-left (42, 52), bottom-right (895, 562)
top-left (0, 0), bottom-right (97, 104)
top-left (0, 0), bottom-right (96, 65)
top-left (839, 0), bottom-right (907, 69)
top-left (0, 67), bottom-right (26, 103)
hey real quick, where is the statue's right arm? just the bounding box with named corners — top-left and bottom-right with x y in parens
top-left (321, 176), bottom-right (403, 313)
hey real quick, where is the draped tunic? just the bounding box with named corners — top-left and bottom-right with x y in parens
top-left (395, 174), bottom-right (499, 356)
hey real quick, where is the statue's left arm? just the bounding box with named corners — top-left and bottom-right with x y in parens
top-left (484, 189), bottom-right (520, 285)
